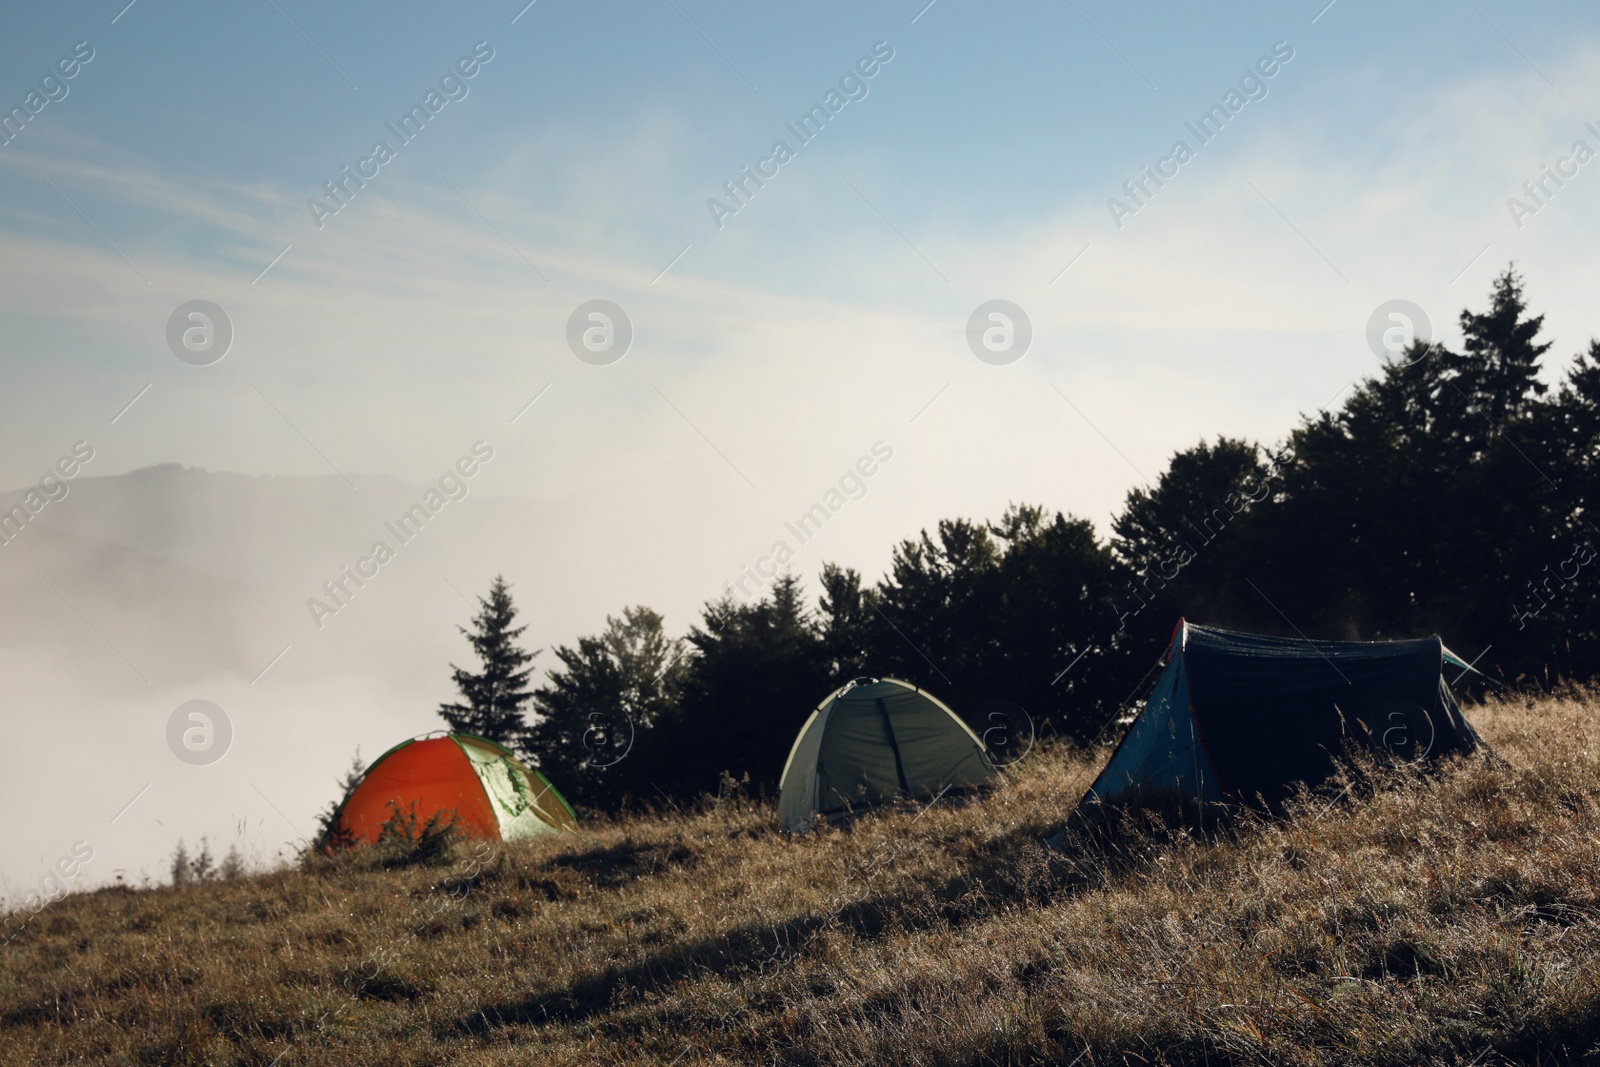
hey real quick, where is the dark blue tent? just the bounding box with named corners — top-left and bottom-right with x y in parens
top-left (1075, 620), bottom-right (1484, 815)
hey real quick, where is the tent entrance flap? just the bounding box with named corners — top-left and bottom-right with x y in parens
top-left (1083, 654), bottom-right (1223, 807)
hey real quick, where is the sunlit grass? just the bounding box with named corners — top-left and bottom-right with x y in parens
top-left (5, 689), bottom-right (1600, 1065)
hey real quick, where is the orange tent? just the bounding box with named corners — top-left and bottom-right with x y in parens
top-left (326, 733), bottom-right (576, 849)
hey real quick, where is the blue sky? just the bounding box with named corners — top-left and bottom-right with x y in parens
top-left (3, 0), bottom-right (1593, 291)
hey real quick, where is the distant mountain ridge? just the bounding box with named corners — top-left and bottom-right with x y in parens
top-left (2, 464), bottom-right (430, 577)
top-left (0, 460), bottom-right (740, 693)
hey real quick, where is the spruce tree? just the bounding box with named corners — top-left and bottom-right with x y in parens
top-left (438, 576), bottom-right (537, 749)
top-left (1457, 265), bottom-right (1551, 428)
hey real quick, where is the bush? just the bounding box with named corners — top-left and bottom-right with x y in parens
top-left (374, 802), bottom-right (462, 869)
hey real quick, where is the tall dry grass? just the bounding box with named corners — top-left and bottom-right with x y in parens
top-left (5, 690), bottom-right (1600, 1065)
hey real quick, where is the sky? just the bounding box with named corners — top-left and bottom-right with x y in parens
top-left (3, 0), bottom-right (1600, 893)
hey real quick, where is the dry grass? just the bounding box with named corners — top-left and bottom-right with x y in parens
top-left (7, 690), bottom-right (1600, 1065)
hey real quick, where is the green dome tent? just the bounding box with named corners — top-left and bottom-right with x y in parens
top-left (1065, 619), bottom-right (1484, 828)
top-left (778, 678), bottom-right (997, 832)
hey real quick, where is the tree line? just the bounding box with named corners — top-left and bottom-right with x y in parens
top-left (440, 267), bottom-right (1600, 810)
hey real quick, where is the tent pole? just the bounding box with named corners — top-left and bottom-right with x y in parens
top-left (876, 698), bottom-right (912, 794)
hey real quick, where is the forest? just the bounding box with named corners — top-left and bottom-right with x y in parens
top-left (439, 267), bottom-right (1600, 811)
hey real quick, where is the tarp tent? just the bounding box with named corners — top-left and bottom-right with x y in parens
top-left (325, 733), bottom-right (576, 849)
top-left (1075, 620), bottom-right (1483, 816)
top-left (778, 677), bottom-right (997, 832)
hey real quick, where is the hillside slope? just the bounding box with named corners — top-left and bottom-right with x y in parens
top-left (5, 693), bottom-right (1600, 1066)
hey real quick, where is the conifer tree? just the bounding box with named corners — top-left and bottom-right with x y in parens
top-left (438, 575), bottom-right (537, 749)
top-left (526, 606), bottom-right (688, 805)
top-left (1456, 265), bottom-right (1551, 428)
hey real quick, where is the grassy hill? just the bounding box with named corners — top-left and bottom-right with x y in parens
top-left (6, 691), bottom-right (1600, 1065)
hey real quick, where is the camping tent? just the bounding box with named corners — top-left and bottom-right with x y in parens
top-left (1074, 619), bottom-right (1483, 816)
top-left (778, 677), bottom-right (997, 832)
top-left (325, 733), bottom-right (576, 849)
